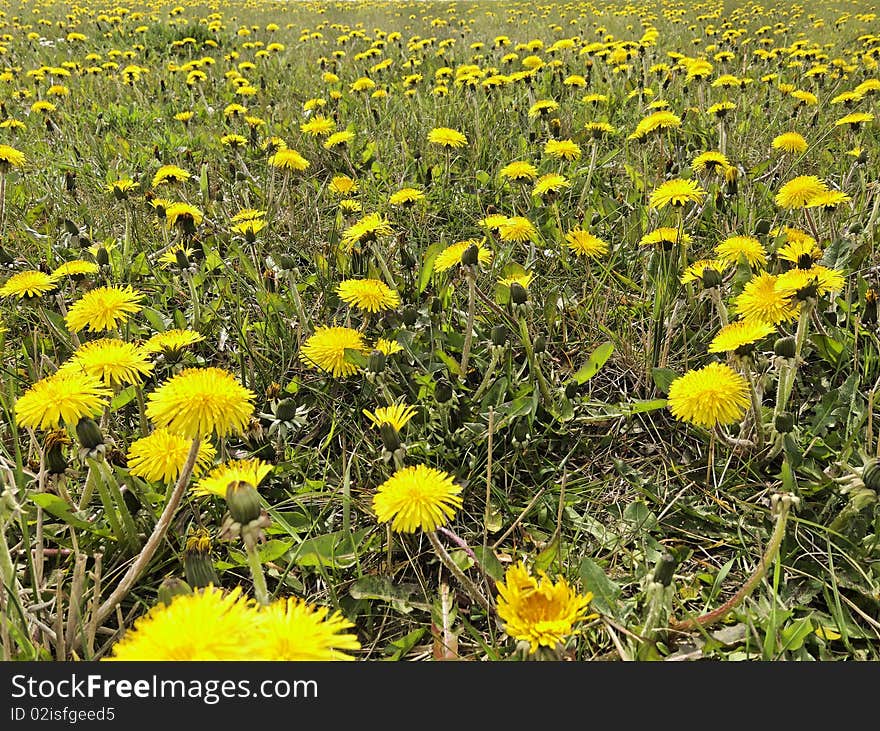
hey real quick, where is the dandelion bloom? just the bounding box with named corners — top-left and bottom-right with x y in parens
top-left (628, 110), bottom-right (681, 140)
top-left (372, 464), bottom-right (463, 533)
top-left (667, 362), bottom-right (750, 429)
top-left (498, 271), bottom-right (534, 290)
top-left (775, 265), bottom-right (845, 300)
top-left (806, 190), bottom-right (851, 211)
top-left (771, 132), bottom-right (807, 154)
top-left (340, 213), bottom-right (393, 249)
top-left (105, 586), bottom-right (256, 661)
top-left (835, 112), bottom-right (873, 129)
top-left (329, 175), bottom-right (358, 196)
top-left (528, 99), bottom-right (559, 117)
top-left (433, 239), bottom-right (493, 273)
top-left (164, 202), bottom-right (204, 231)
top-left (499, 216), bottom-right (538, 243)
top-left (127, 429), bottom-right (216, 484)
top-left (0, 143), bottom-right (26, 170)
top-left (323, 130), bottom-right (355, 149)
top-left (300, 326), bottom-right (368, 378)
top-left (584, 121), bottom-right (617, 138)
top-left (495, 562), bottom-right (594, 655)
top-left (708, 320), bottom-right (776, 354)
top-left (151, 164), bottom-right (190, 187)
top-left (680, 259), bottom-right (728, 285)
top-left (715, 235), bottom-right (767, 268)
top-left (532, 173), bottom-right (570, 197)
top-left (142, 328), bottom-right (205, 356)
top-left (0, 270), bottom-right (57, 299)
top-left (499, 160), bottom-right (538, 182)
top-left (146, 367), bottom-right (256, 439)
top-left (254, 598), bottom-right (360, 661)
top-left (52, 260), bottom-right (99, 278)
top-left (543, 138), bottom-right (581, 160)
top-left (734, 272), bottom-right (800, 325)
top-left (336, 278), bottom-right (401, 313)
top-left (363, 403), bottom-right (417, 432)
top-left (692, 151), bottom-right (731, 175)
top-left (427, 127), bottom-right (468, 148)
top-left (565, 229), bottom-right (609, 258)
top-left (193, 458), bottom-right (273, 498)
top-left (65, 285), bottom-right (144, 333)
top-left (268, 148), bottom-right (310, 171)
top-left (300, 115), bottom-right (335, 136)
top-left (639, 227), bottom-right (692, 248)
top-left (62, 338), bottom-right (154, 386)
top-left (15, 371), bottom-right (111, 430)
top-left (777, 236), bottom-right (822, 268)
top-left (373, 337), bottom-right (403, 356)
top-left (774, 175), bottom-right (828, 209)
top-left (648, 178), bottom-right (706, 210)
top-left (388, 187), bottom-right (424, 206)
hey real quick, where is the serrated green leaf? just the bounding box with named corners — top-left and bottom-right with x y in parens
top-left (343, 348), bottom-right (368, 369)
top-left (651, 367), bottom-right (679, 395)
top-left (31, 493), bottom-right (111, 538)
top-left (472, 545), bottom-right (505, 581)
top-left (578, 557), bottom-right (620, 617)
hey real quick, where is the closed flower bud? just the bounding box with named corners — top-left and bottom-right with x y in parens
top-left (379, 422), bottom-right (401, 453)
top-left (95, 246), bottom-right (110, 267)
top-left (225, 480), bottom-right (262, 524)
top-left (701, 266), bottom-right (723, 290)
top-left (754, 219), bottom-right (772, 236)
top-left (652, 551), bottom-right (677, 587)
top-left (491, 324), bottom-right (508, 347)
top-left (158, 576), bottom-right (193, 606)
top-left (461, 242), bottom-right (480, 267)
top-left (509, 281), bottom-right (528, 305)
top-left (402, 306), bottom-right (418, 326)
top-left (278, 254), bottom-right (298, 270)
top-left (862, 459), bottom-right (880, 491)
top-left (774, 336), bottom-right (796, 358)
top-left (534, 334), bottom-right (547, 353)
top-left (435, 379), bottom-right (453, 403)
top-left (75, 417), bottom-right (104, 450)
top-left (43, 430), bottom-right (70, 475)
top-left (184, 529), bottom-right (218, 588)
top-left (368, 349), bottom-right (386, 374)
top-left (175, 248), bottom-right (190, 270)
top-left (774, 411), bottom-right (795, 433)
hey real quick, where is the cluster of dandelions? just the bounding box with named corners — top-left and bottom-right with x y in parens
top-left (106, 586), bottom-right (360, 661)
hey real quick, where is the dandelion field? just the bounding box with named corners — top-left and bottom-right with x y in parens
top-left (0, 0), bottom-right (879, 662)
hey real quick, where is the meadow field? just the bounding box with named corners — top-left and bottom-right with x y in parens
top-left (0, 0), bottom-right (879, 661)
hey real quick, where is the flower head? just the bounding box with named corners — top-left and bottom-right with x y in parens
top-left (363, 403), bottom-right (417, 432)
top-left (648, 178), bottom-right (706, 209)
top-left (62, 338), bottom-right (154, 386)
top-left (771, 132), bottom-right (807, 154)
top-left (340, 213), bottom-right (392, 250)
top-left (495, 562), bottom-right (594, 655)
top-left (193, 458), bottom-right (273, 498)
top-left (300, 326), bottom-right (368, 378)
top-left (532, 172), bottom-right (570, 197)
top-left (639, 227), bottom-right (691, 248)
top-left (427, 127), bottom-right (467, 148)
top-left (336, 279), bottom-right (400, 313)
top-left (164, 202), bottom-right (204, 232)
top-left (775, 265), bottom-right (845, 300)
top-left (268, 149), bottom-right (310, 171)
top-left (565, 228), bottom-right (609, 258)
top-left (127, 429), bottom-right (216, 484)
top-left (775, 175), bottom-right (828, 209)
top-left (433, 239), bottom-right (493, 273)
top-left (0, 270), bottom-right (57, 299)
top-left (667, 362), bottom-right (750, 429)
top-left (105, 586), bottom-right (256, 661)
top-left (692, 150), bottom-right (731, 175)
top-left (15, 371), bottom-right (111, 430)
top-left (0, 143), bottom-right (26, 170)
top-left (373, 337), bottom-right (403, 356)
top-left (715, 235), bottom-right (767, 268)
top-left (151, 164), bottom-right (190, 187)
top-left (146, 367), bottom-right (255, 439)
top-left (142, 328), bottom-right (204, 356)
top-left (680, 258), bottom-right (728, 284)
top-left (499, 160), bottom-right (538, 182)
top-left (543, 138), bottom-right (581, 160)
top-left (52, 260), bottom-right (99, 278)
top-left (388, 187), bottom-right (425, 207)
top-left (734, 272), bottom-right (800, 324)
top-left (372, 464), bottom-right (463, 533)
top-left (708, 320), bottom-right (776, 354)
top-left (254, 598), bottom-right (360, 660)
top-left (499, 216), bottom-right (538, 243)
top-left (65, 285), bottom-right (144, 333)
top-left (300, 115), bottom-right (335, 136)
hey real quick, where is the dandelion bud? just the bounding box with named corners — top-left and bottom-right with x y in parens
top-left (534, 334), bottom-right (547, 353)
top-left (95, 246), bottom-right (110, 267)
top-left (564, 381), bottom-right (580, 399)
top-left (862, 289), bottom-right (878, 325)
top-left (75, 417), bottom-right (104, 451)
top-left (701, 266), bottom-right (723, 290)
top-left (0, 246), bottom-right (13, 265)
top-left (43, 430), bottom-right (70, 475)
top-left (754, 219), bottom-right (772, 237)
top-left (774, 336), bottom-right (796, 358)
top-left (435, 379), bottom-right (453, 403)
top-left (157, 576), bottom-right (192, 606)
top-left (275, 397), bottom-right (298, 422)
top-left (509, 281), bottom-right (529, 305)
top-left (402, 307), bottom-right (418, 326)
top-left (491, 324), bottom-right (508, 347)
top-left (862, 459), bottom-right (880, 491)
top-left (174, 248), bottom-right (190, 270)
top-left (652, 551), bottom-right (677, 587)
top-left (184, 529), bottom-right (218, 588)
top-left (225, 480), bottom-right (262, 524)
top-left (461, 242), bottom-right (480, 267)
top-left (379, 422), bottom-right (401, 453)
top-left (368, 349), bottom-right (387, 374)
top-left (278, 254), bottom-right (298, 270)
top-left (774, 412), bottom-right (795, 433)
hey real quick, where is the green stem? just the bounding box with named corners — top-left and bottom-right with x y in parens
top-left (460, 271), bottom-right (476, 377)
top-left (426, 530), bottom-right (495, 616)
top-left (518, 316), bottom-right (553, 406)
top-left (244, 531), bottom-right (270, 606)
top-left (745, 367), bottom-right (765, 452)
top-left (670, 494), bottom-right (795, 632)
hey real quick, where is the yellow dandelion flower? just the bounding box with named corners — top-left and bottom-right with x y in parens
top-left (151, 164), bottom-right (190, 187)
top-left (565, 229), bottom-right (609, 258)
top-left (372, 464), bottom-right (463, 533)
top-left (427, 127), bottom-right (468, 148)
top-left (268, 149), bottom-right (310, 171)
top-left (15, 371), bottom-right (111, 430)
top-left (336, 279), bottom-right (400, 313)
top-left (363, 403), bottom-right (417, 432)
top-left (734, 272), bottom-right (800, 325)
top-left (52, 260), bottom-right (99, 278)
top-left (543, 138), bottom-right (581, 160)
top-left (62, 338), bottom-right (154, 387)
top-left (771, 131), bottom-right (807, 154)
top-left (193, 458), bottom-right (273, 498)
top-left (775, 175), bottom-right (828, 209)
top-left (499, 161), bottom-right (538, 182)
top-left (649, 178), bottom-right (706, 209)
top-left (65, 285), bottom-right (143, 333)
top-left (708, 320), bottom-right (776, 354)
top-left (680, 258), bottom-right (728, 284)
top-left (715, 235), bottom-right (767, 268)
top-left (301, 326), bottom-right (368, 378)
top-left (0, 270), bottom-right (57, 299)
top-left (254, 597), bottom-right (360, 661)
top-left (667, 362), bottom-right (750, 429)
top-left (499, 216), bottom-right (538, 243)
top-left (127, 429), bottom-right (216, 484)
top-left (145, 367), bottom-right (255, 439)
